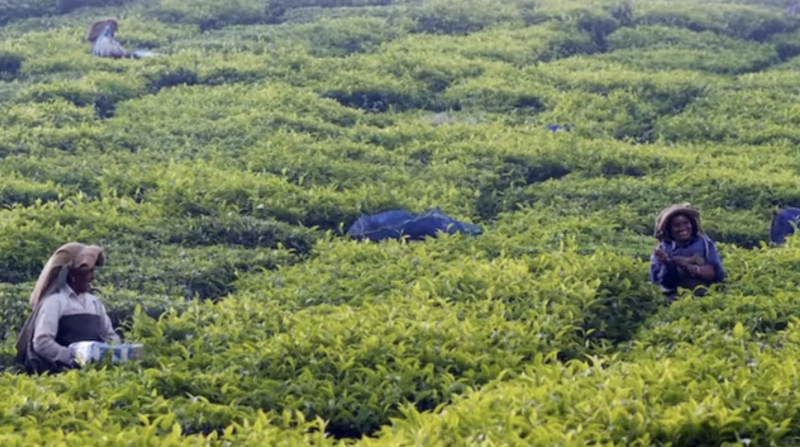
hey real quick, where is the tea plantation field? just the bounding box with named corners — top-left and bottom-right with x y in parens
top-left (3, 0), bottom-right (800, 444)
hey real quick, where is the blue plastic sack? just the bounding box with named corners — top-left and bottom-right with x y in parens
top-left (346, 210), bottom-right (416, 241)
top-left (347, 208), bottom-right (482, 242)
top-left (770, 207), bottom-right (800, 245)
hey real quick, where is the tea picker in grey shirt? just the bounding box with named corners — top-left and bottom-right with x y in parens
top-left (15, 242), bottom-right (120, 375)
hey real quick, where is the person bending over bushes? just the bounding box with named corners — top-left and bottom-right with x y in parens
top-left (86, 19), bottom-right (159, 59)
top-left (649, 204), bottom-right (726, 304)
top-left (15, 243), bottom-right (120, 375)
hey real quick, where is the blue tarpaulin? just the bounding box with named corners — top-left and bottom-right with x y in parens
top-left (547, 124), bottom-right (572, 132)
top-left (347, 208), bottom-right (482, 242)
top-left (770, 207), bottom-right (800, 245)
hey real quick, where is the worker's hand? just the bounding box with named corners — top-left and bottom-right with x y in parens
top-left (654, 248), bottom-right (669, 262)
top-left (65, 352), bottom-right (82, 370)
top-left (54, 357), bottom-right (81, 372)
top-left (676, 261), bottom-right (702, 277)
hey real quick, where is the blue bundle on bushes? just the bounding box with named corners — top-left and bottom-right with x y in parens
top-left (347, 207), bottom-right (483, 242)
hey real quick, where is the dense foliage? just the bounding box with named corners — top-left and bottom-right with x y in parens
top-left (1, 0), bottom-right (800, 444)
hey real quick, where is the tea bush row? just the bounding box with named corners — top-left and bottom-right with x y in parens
top-left (2, 0), bottom-right (800, 444)
top-left (0, 238), bottom-right (662, 437)
top-left (3, 236), bottom-right (799, 442)
top-left (364, 327), bottom-right (800, 446)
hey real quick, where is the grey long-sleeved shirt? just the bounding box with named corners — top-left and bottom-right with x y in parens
top-left (32, 285), bottom-right (120, 365)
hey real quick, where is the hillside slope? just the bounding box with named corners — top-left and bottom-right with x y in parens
top-left (2, 0), bottom-right (800, 445)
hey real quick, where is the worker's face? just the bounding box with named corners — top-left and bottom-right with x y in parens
top-left (669, 214), bottom-right (694, 243)
top-left (69, 268), bottom-right (94, 294)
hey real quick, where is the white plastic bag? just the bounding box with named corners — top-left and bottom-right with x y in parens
top-left (69, 341), bottom-right (144, 365)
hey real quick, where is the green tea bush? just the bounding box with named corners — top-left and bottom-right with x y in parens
top-left (0, 174), bottom-right (63, 207)
top-left (408, 0), bottom-right (523, 35)
top-left (635, 0), bottom-right (800, 42)
top-left (604, 26), bottom-right (780, 74)
top-left (148, 0), bottom-right (266, 31)
top-left (19, 71), bottom-right (147, 118)
top-left (299, 17), bottom-right (407, 57)
top-left (362, 336), bottom-right (800, 445)
top-left (0, 0), bottom-right (55, 26)
top-left (133, 295), bottom-right (558, 436)
top-left (3, 0), bottom-right (800, 444)
top-left (57, 0), bottom-right (133, 14)
top-left (266, 0), bottom-right (396, 24)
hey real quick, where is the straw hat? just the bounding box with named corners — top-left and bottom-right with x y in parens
top-left (654, 203), bottom-right (704, 242)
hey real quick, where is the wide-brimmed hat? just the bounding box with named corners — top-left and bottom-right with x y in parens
top-left (654, 203), bottom-right (704, 241)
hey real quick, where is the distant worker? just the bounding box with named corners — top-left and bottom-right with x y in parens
top-left (87, 19), bottom-right (158, 59)
top-left (769, 207), bottom-right (800, 246)
top-left (15, 242), bottom-right (121, 374)
top-left (649, 203), bottom-right (726, 304)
